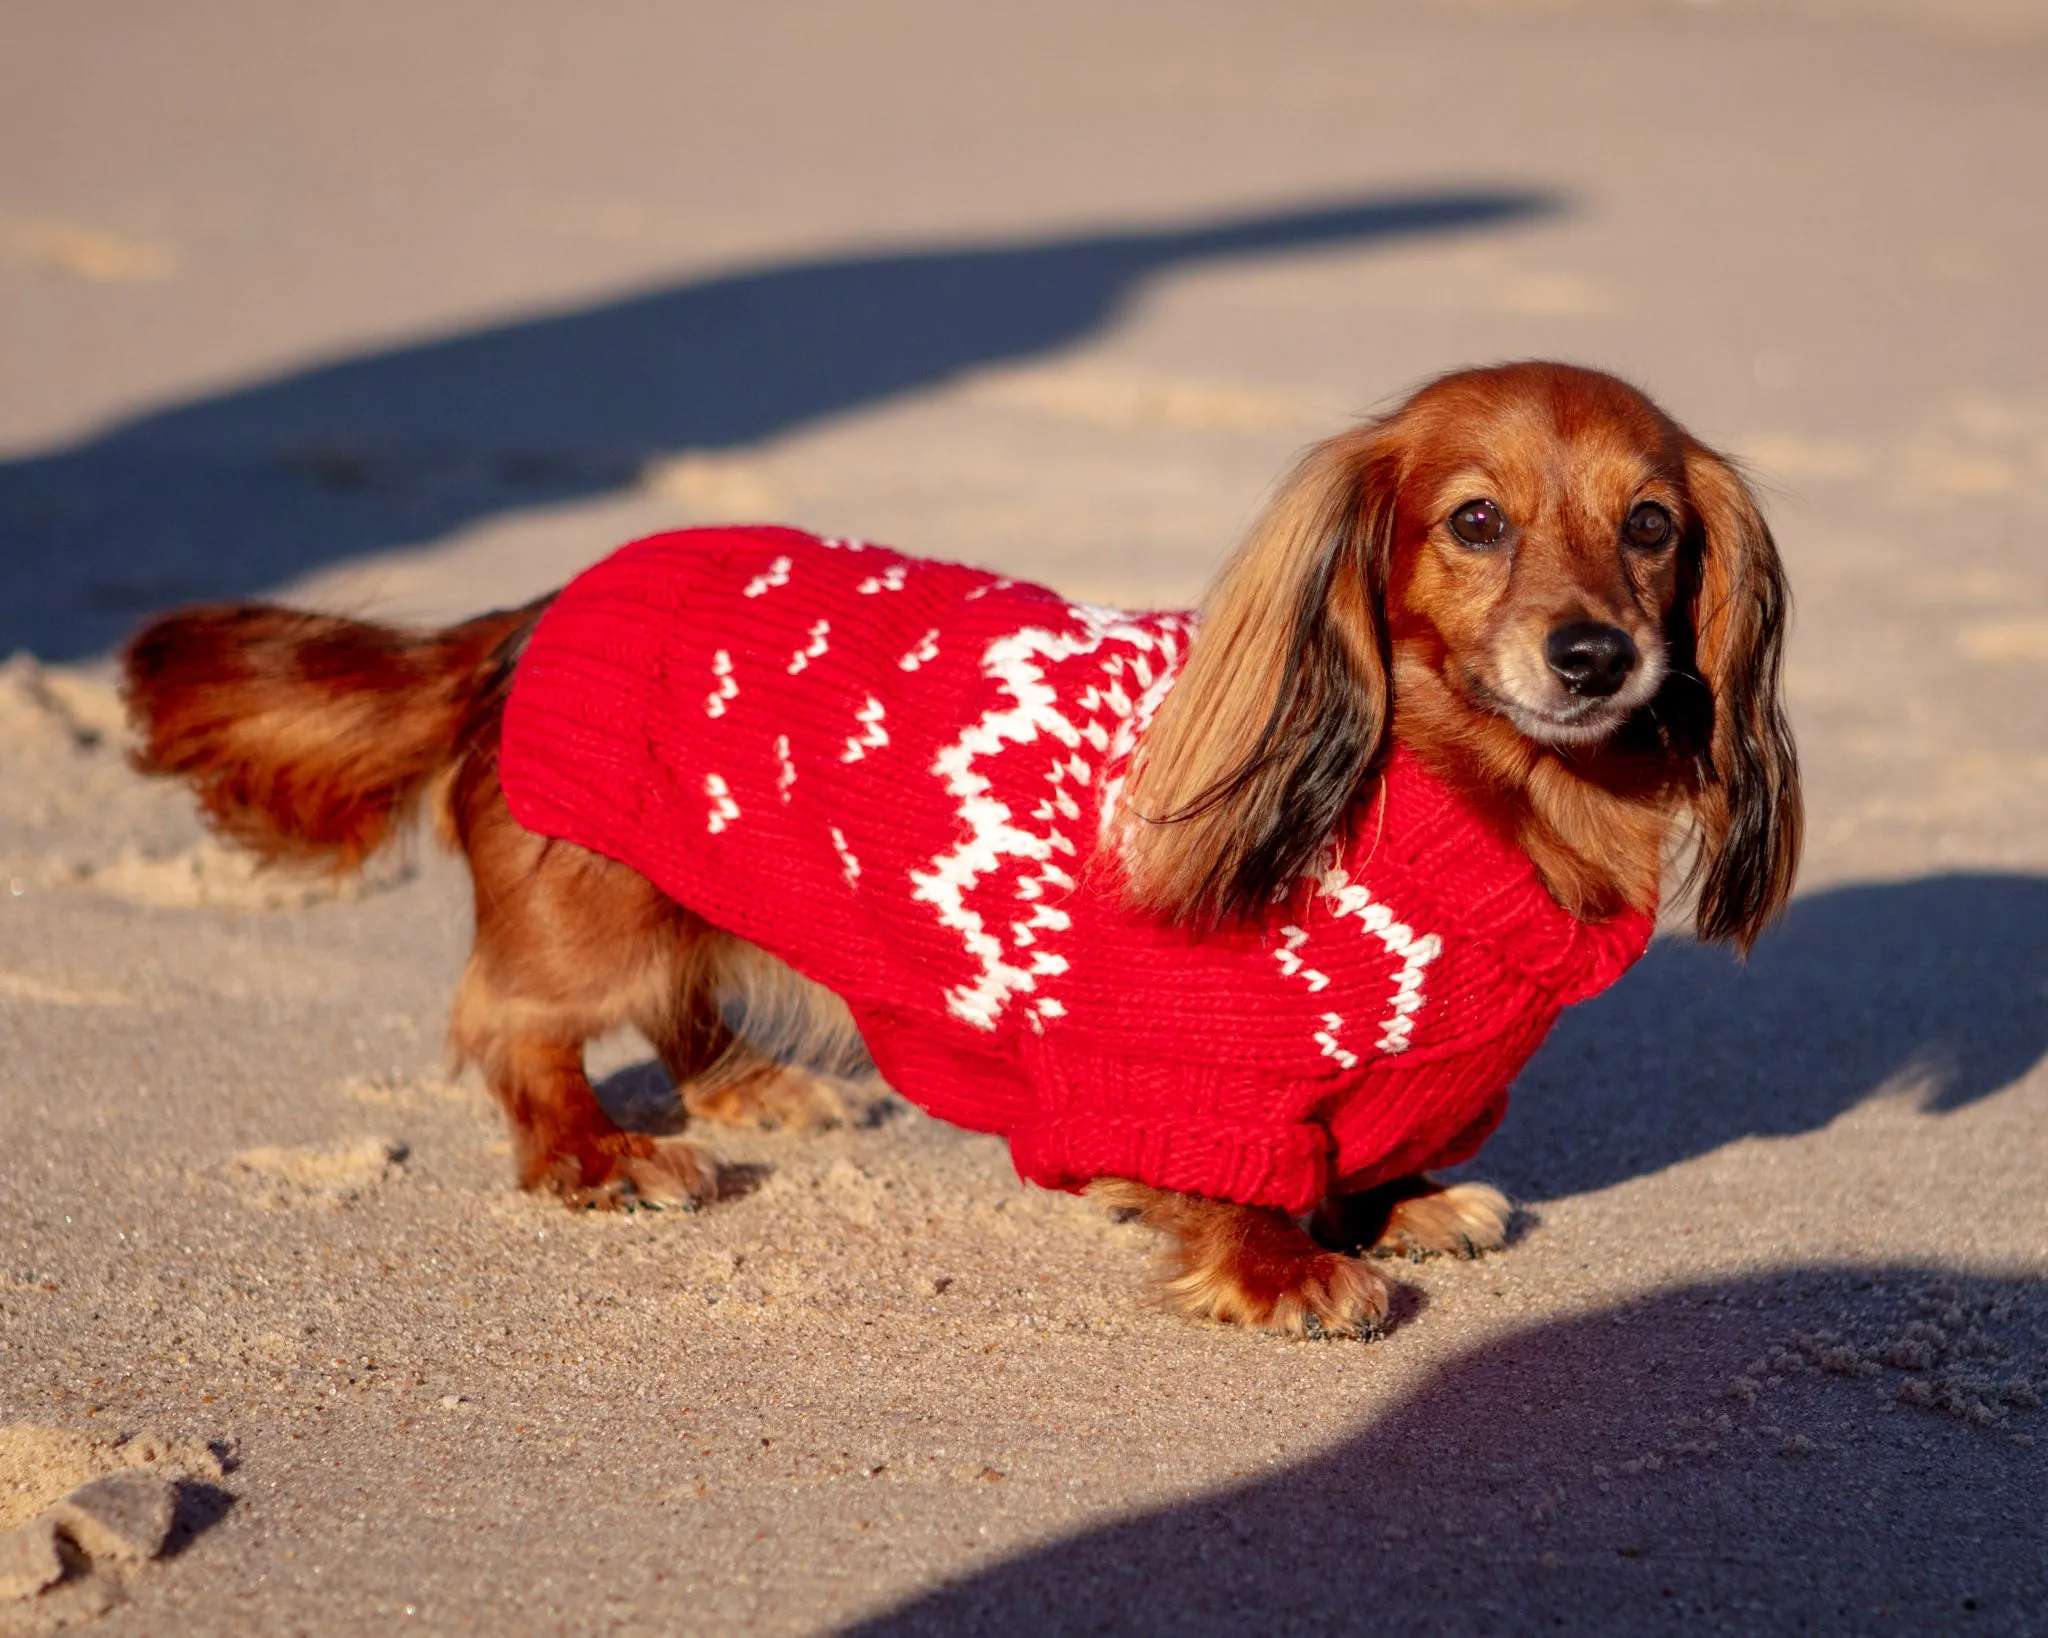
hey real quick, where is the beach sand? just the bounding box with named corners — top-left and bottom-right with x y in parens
top-left (2, 2), bottom-right (2045, 1630)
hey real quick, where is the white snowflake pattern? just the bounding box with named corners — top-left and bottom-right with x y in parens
top-left (830, 826), bottom-right (861, 888)
top-left (840, 696), bottom-right (890, 763)
top-left (704, 650), bottom-right (738, 717)
top-left (741, 556), bottom-right (792, 598)
top-left (899, 629), bottom-right (941, 671)
top-left (787, 619), bottom-right (832, 674)
top-left (856, 564), bottom-right (908, 595)
top-left (1274, 925), bottom-right (1351, 1068)
top-left (1313, 1012), bottom-right (1356, 1069)
top-left (774, 734), bottom-right (796, 803)
top-left (910, 609), bottom-right (1186, 1031)
top-left (704, 773), bottom-right (739, 835)
top-left (1316, 863), bottom-right (1441, 1053)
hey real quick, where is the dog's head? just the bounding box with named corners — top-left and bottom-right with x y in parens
top-left (1121, 361), bottom-right (1801, 952)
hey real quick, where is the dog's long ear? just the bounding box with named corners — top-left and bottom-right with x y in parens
top-left (1120, 424), bottom-right (1399, 926)
top-left (1678, 445), bottom-right (1803, 953)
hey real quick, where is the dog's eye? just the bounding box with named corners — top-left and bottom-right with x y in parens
top-left (1448, 499), bottom-right (1507, 547)
top-left (1624, 502), bottom-right (1674, 550)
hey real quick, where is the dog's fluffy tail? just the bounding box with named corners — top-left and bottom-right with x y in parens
top-left (121, 599), bottom-right (547, 873)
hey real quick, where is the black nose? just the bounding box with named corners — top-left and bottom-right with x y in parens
top-left (1544, 622), bottom-right (1637, 697)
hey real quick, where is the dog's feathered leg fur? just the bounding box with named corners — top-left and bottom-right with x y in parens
top-left (1092, 1179), bottom-right (1393, 1338)
top-left (443, 744), bottom-right (719, 1208)
top-left (641, 936), bottom-right (850, 1133)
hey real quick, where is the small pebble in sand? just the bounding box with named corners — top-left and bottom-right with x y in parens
top-left (50, 1472), bottom-right (176, 1564)
top-left (1782, 1434), bottom-right (1817, 1457)
top-left (0, 1424), bottom-right (222, 1533)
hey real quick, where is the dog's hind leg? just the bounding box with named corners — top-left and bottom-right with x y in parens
top-left (446, 761), bottom-right (716, 1210)
top-left (640, 939), bottom-right (851, 1133)
top-left (673, 1051), bottom-right (848, 1133)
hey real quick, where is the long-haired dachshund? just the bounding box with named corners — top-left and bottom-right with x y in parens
top-left (123, 362), bottom-right (1799, 1338)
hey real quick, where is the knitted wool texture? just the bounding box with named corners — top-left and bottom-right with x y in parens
top-left (500, 527), bottom-right (1653, 1212)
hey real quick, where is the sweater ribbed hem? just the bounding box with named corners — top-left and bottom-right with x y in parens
top-left (1010, 1114), bottom-right (1331, 1213)
top-left (1011, 1040), bottom-right (1332, 1210)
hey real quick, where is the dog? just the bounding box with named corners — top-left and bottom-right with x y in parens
top-left (121, 361), bottom-right (1800, 1338)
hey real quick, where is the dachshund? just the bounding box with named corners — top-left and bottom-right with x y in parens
top-left (121, 361), bottom-right (1800, 1338)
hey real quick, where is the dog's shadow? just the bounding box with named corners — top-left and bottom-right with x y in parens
top-left (590, 1060), bottom-right (697, 1138)
top-left (845, 1263), bottom-right (2048, 1634)
top-left (1489, 871), bottom-right (2048, 1200)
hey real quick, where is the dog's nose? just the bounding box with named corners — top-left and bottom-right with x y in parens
top-left (1545, 622), bottom-right (1637, 697)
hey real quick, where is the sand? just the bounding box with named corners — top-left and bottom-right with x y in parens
top-left (2, 1), bottom-right (2046, 1632)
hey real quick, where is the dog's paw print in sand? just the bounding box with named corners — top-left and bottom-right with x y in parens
top-left (0, 1423), bottom-right (231, 1629)
top-left (214, 1136), bottom-right (409, 1209)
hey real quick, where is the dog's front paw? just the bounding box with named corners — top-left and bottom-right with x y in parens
top-left (1375, 1180), bottom-right (1510, 1260)
top-left (550, 1132), bottom-right (717, 1211)
top-left (1316, 1175), bottom-right (1512, 1261)
top-left (1093, 1180), bottom-right (1395, 1339)
top-left (1166, 1243), bottom-right (1391, 1339)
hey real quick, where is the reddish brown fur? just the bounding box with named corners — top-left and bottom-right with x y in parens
top-left (120, 362), bottom-right (1800, 1337)
top-left (124, 601), bottom-right (543, 873)
top-left (1310, 1173), bottom-right (1513, 1262)
top-left (1123, 361), bottom-right (1800, 945)
top-left (1091, 1180), bottom-right (1393, 1338)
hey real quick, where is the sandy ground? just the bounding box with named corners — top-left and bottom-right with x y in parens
top-left (3, 1), bottom-right (2047, 1631)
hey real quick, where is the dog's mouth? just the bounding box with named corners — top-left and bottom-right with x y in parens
top-left (1463, 648), bottom-right (1667, 748)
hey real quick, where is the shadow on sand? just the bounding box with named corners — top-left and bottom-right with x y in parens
top-left (1484, 873), bottom-right (2048, 1201)
top-left (842, 879), bottom-right (2048, 1628)
top-left (851, 1265), bottom-right (2048, 1635)
top-left (0, 187), bottom-right (1555, 661)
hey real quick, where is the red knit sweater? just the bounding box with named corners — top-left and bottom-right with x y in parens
top-left (499, 528), bottom-right (1652, 1213)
